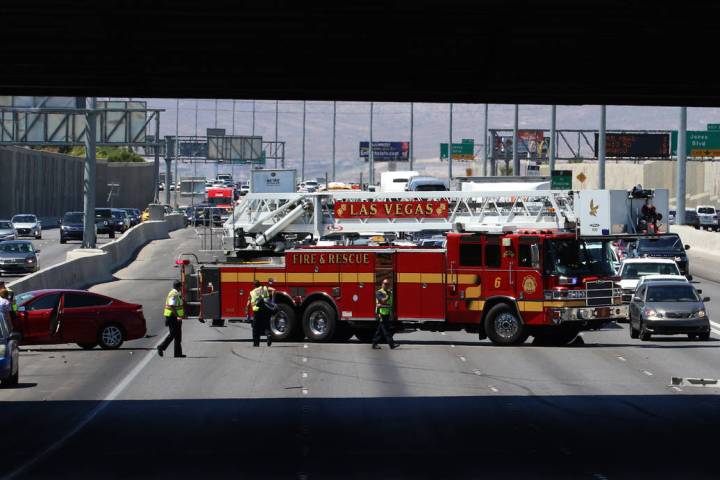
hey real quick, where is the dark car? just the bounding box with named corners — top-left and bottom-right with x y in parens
top-left (14, 289), bottom-right (147, 349)
top-left (60, 211), bottom-right (88, 243)
top-left (111, 209), bottom-right (131, 233)
top-left (121, 208), bottom-right (141, 227)
top-left (628, 233), bottom-right (691, 277)
top-left (94, 208), bottom-right (116, 238)
top-left (0, 240), bottom-right (39, 275)
top-left (0, 310), bottom-right (21, 386)
top-left (629, 281), bottom-right (711, 341)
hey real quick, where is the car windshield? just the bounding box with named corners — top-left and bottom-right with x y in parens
top-left (207, 197), bottom-right (230, 206)
top-left (544, 239), bottom-right (615, 276)
top-left (12, 215), bottom-right (36, 223)
top-left (622, 262), bottom-right (680, 279)
top-left (95, 209), bottom-right (111, 218)
top-left (112, 211), bottom-right (124, 219)
top-left (637, 236), bottom-right (682, 251)
top-left (63, 213), bottom-right (83, 223)
top-left (697, 207), bottom-right (715, 214)
top-left (15, 292), bottom-right (36, 305)
top-left (0, 221), bottom-right (12, 229)
top-left (0, 242), bottom-right (34, 253)
top-left (414, 184), bottom-right (448, 191)
top-left (646, 285), bottom-right (699, 302)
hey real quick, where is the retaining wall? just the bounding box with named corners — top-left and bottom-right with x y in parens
top-left (0, 146), bottom-right (155, 220)
top-left (7, 214), bottom-right (186, 294)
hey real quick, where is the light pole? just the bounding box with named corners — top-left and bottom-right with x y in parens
top-left (174, 98), bottom-right (180, 207)
top-left (448, 103), bottom-right (453, 182)
top-left (676, 107), bottom-right (687, 225)
top-left (332, 101), bottom-right (337, 181)
top-left (410, 102), bottom-right (414, 171)
top-left (598, 105), bottom-right (606, 188)
top-left (301, 100), bottom-right (306, 181)
top-left (275, 100), bottom-right (279, 168)
top-left (82, 97), bottom-right (97, 249)
top-left (512, 104), bottom-right (519, 176)
top-left (369, 101), bottom-right (375, 187)
top-left (549, 105), bottom-right (557, 172)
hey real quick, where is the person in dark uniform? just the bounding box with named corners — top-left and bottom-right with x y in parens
top-left (247, 280), bottom-right (276, 347)
top-left (373, 279), bottom-right (397, 349)
top-left (157, 280), bottom-right (186, 358)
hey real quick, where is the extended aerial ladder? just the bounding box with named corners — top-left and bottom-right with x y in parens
top-left (223, 190), bottom-right (578, 251)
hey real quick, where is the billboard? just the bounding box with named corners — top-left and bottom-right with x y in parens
top-left (493, 131), bottom-right (548, 159)
top-left (251, 169), bottom-right (297, 194)
top-left (595, 133), bottom-right (669, 158)
top-left (359, 141), bottom-right (410, 161)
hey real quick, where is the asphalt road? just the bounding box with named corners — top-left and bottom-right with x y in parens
top-left (0, 228), bottom-right (115, 281)
top-left (1, 228), bottom-right (719, 479)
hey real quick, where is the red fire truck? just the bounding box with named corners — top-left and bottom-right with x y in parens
top-left (180, 229), bottom-right (626, 346)
top-left (206, 187), bottom-right (235, 209)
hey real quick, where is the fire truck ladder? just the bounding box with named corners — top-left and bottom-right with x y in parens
top-left (224, 190), bottom-right (576, 248)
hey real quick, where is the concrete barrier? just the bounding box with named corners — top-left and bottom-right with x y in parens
top-left (671, 225), bottom-right (720, 283)
top-left (7, 215), bottom-right (188, 294)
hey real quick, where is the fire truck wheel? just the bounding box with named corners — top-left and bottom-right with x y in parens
top-left (269, 303), bottom-right (297, 341)
top-left (302, 301), bottom-right (337, 342)
top-left (484, 304), bottom-right (527, 346)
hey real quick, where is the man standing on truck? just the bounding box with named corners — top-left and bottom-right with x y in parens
top-left (372, 279), bottom-right (397, 350)
top-left (157, 280), bottom-right (186, 358)
top-left (247, 280), bottom-right (276, 347)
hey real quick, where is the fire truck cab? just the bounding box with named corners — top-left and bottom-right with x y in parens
top-left (181, 229), bottom-right (625, 346)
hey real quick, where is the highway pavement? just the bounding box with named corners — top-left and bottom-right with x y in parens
top-left (0, 228), bottom-right (719, 479)
top-left (0, 228), bottom-right (114, 281)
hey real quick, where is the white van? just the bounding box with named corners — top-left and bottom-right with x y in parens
top-left (695, 205), bottom-right (718, 231)
top-left (380, 171), bottom-right (419, 193)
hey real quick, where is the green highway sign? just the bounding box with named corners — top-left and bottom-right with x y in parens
top-left (708, 124), bottom-right (720, 131)
top-left (551, 170), bottom-right (572, 190)
top-left (440, 139), bottom-right (475, 161)
top-left (671, 130), bottom-right (720, 156)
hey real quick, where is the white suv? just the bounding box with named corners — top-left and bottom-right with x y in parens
top-left (696, 205), bottom-right (719, 231)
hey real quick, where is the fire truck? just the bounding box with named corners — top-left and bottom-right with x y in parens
top-left (178, 187), bottom-right (669, 345)
top-left (206, 187), bottom-right (235, 209)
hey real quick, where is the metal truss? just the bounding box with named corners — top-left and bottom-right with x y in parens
top-left (225, 190), bottom-right (577, 248)
top-left (147, 135), bottom-right (285, 166)
top-left (0, 107), bottom-right (162, 147)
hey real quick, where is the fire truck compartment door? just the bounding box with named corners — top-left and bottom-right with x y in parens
top-left (202, 292), bottom-right (221, 321)
top-left (396, 251), bottom-right (445, 321)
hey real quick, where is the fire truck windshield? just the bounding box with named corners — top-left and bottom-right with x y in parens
top-left (207, 196), bottom-right (231, 207)
top-left (544, 239), bottom-right (615, 276)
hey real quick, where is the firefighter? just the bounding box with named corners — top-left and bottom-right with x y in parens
top-left (247, 279), bottom-right (276, 347)
top-left (157, 280), bottom-right (186, 358)
top-left (372, 279), bottom-right (397, 349)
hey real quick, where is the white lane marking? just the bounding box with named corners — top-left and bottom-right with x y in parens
top-left (710, 320), bottom-right (720, 329)
top-left (440, 332), bottom-right (446, 336)
top-left (302, 357), bottom-right (308, 363)
top-left (301, 372), bottom-right (308, 378)
top-left (473, 369), bottom-right (482, 376)
top-left (643, 370), bottom-right (654, 376)
top-left (617, 356), bottom-right (627, 362)
top-left (671, 386), bottom-right (683, 392)
top-left (303, 344), bottom-right (308, 349)
top-left (458, 355), bottom-right (466, 362)
top-left (302, 388), bottom-right (309, 395)
top-left (489, 386), bottom-right (499, 393)
top-left (450, 344), bottom-right (456, 348)
top-left (5, 337), bottom-right (164, 479)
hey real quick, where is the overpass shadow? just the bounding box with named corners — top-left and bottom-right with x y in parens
top-left (0, 394), bottom-right (718, 479)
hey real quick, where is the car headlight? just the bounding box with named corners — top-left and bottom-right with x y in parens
top-left (696, 309), bottom-right (706, 318)
top-left (26, 258), bottom-right (35, 264)
top-left (104, 221), bottom-right (108, 226)
top-left (0, 344), bottom-right (6, 358)
top-left (674, 256), bottom-right (683, 262)
top-left (643, 308), bottom-right (663, 319)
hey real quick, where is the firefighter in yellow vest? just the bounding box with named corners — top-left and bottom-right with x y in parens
top-left (157, 280), bottom-right (186, 357)
top-left (247, 280), bottom-right (275, 347)
top-left (372, 279), bottom-right (397, 349)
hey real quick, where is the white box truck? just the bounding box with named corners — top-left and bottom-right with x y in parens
top-left (380, 171), bottom-right (419, 193)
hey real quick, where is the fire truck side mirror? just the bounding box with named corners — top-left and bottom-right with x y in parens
top-left (530, 244), bottom-right (540, 269)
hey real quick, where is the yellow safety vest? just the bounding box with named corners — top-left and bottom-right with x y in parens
top-left (163, 288), bottom-right (185, 318)
top-left (249, 286), bottom-right (270, 312)
top-left (376, 288), bottom-right (392, 316)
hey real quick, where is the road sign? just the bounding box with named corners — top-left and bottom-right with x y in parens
top-left (551, 170), bottom-right (572, 189)
top-left (359, 141), bottom-right (409, 161)
top-left (576, 172), bottom-right (587, 184)
top-left (671, 130), bottom-right (720, 156)
top-left (440, 139), bottom-right (475, 161)
top-left (708, 124), bottom-right (720, 131)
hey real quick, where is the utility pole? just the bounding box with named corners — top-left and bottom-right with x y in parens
top-left (252, 99), bottom-right (256, 136)
top-left (275, 100), bottom-right (279, 169)
top-left (512, 104), bottom-right (519, 176)
top-left (410, 102), bottom-right (414, 171)
top-left (174, 98), bottom-right (180, 207)
top-left (154, 110), bottom-right (160, 202)
top-left (232, 99), bottom-right (236, 181)
top-left (676, 107), bottom-right (687, 225)
top-left (369, 101), bottom-right (374, 186)
top-left (549, 105), bottom-right (557, 172)
top-left (598, 105), bottom-right (607, 189)
top-left (192, 99), bottom-right (198, 209)
top-left (301, 100), bottom-right (306, 181)
top-left (214, 99), bottom-right (219, 180)
top-left (448, 103), bottom-right (453, 182)
top-left (332, 101), bottom-right (337, 181)
top-left (82, 97), bottom-right (97, 249)
top-left (483, 103), bottom-right (488, 176)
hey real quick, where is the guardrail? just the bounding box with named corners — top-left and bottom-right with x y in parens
top-left (7, 214), bottom-right (186, 294)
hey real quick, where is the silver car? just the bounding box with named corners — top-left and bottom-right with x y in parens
top-left (629, 280), bottom-right (711, 341)
top-left (0, 220), bottom-right (16, 242)
top-left (11, 214), bottom-right (42, 239)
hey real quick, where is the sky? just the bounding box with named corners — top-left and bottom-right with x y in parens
top-left (140, 98), bottom-right (720, 182)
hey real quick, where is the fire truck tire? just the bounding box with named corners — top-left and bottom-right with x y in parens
top-left (354, 329), bottom-right (376, 343)
top-left (484, 304), bottom-right (527, 346)
top-left (302, 301), bottom-right (337, 342)
top-left (269, 303), bottom-right (297, 341)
